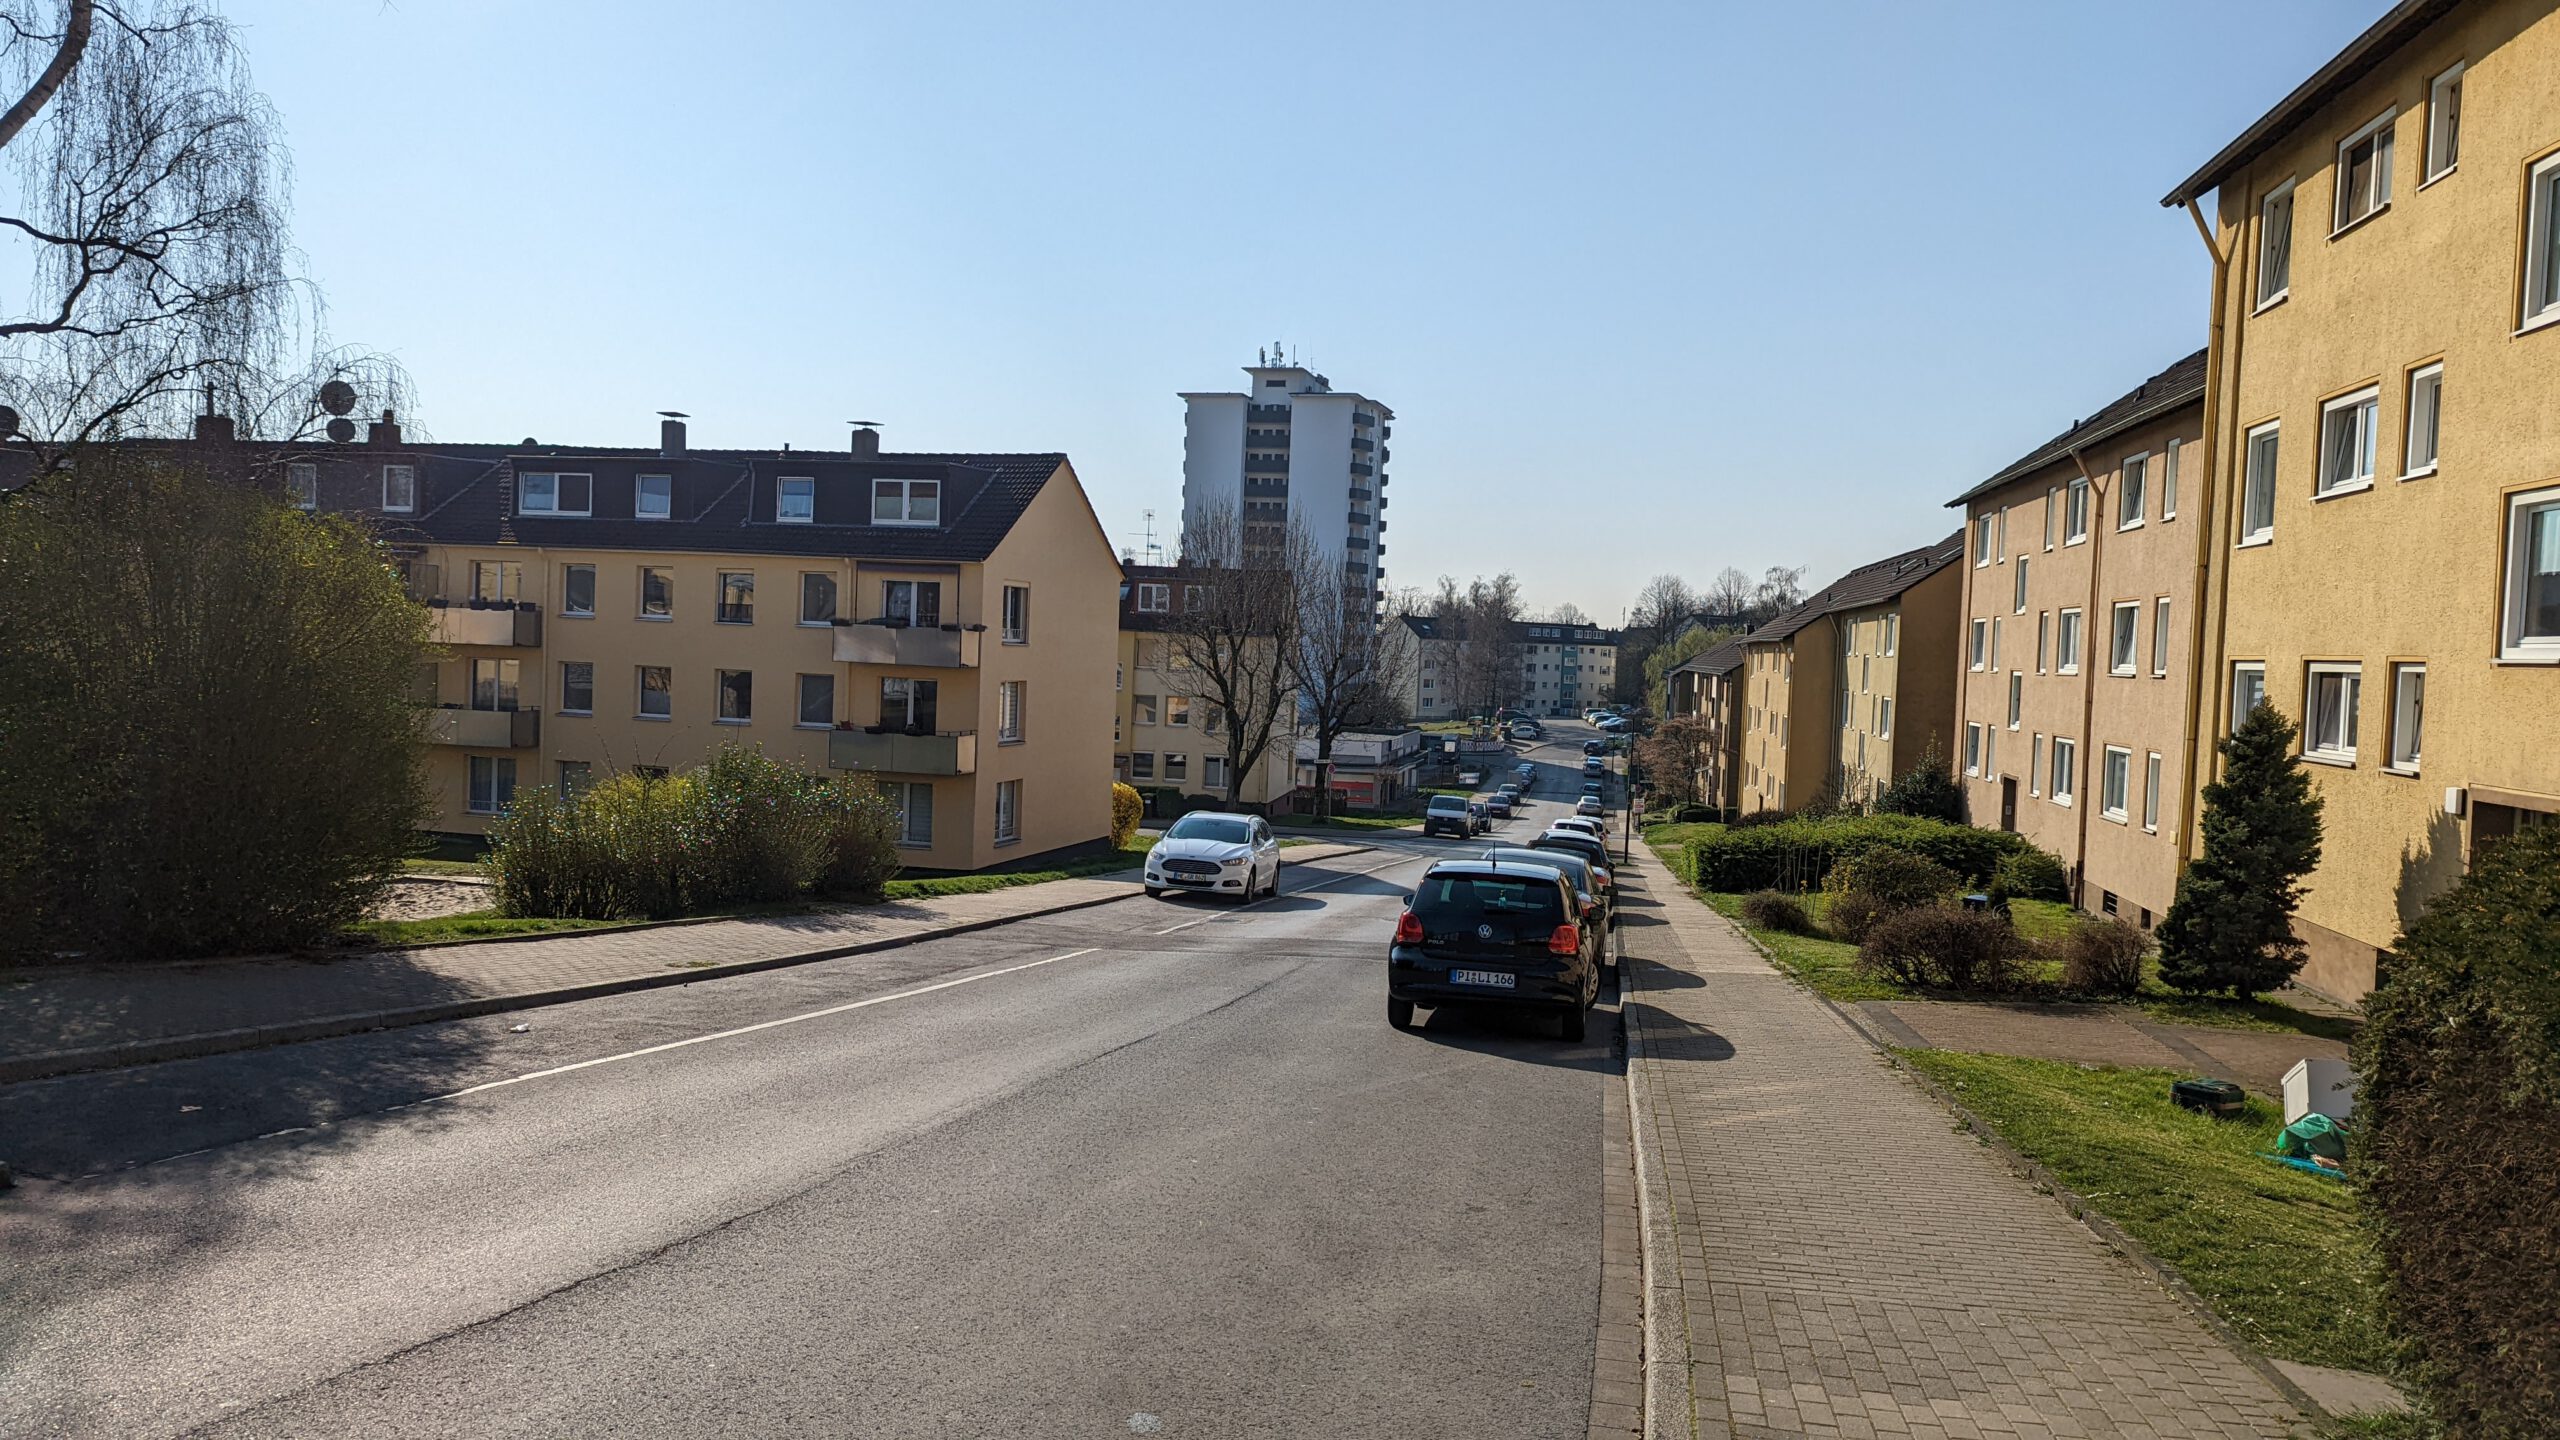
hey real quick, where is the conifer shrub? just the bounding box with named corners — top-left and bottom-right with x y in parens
top-left (1874, 738), bottom-right (1967, 823)
top-left (2157, 703), bottom-right (2324, 997)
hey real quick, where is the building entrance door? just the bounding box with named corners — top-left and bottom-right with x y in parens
top-left (2000, 777), bottom-right (2018, 832)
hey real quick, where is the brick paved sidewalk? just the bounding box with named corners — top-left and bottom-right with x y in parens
top-left (1616, 845), bottom-right (2305, 1440)
top-left (0, 845), bottom-right (1371, 1082)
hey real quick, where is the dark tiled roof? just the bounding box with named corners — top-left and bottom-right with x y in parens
top-left (1670, 636), bottom-right (1747, 677)
top-left (1946, 349), bottom-right (2207, 507)
top-left (2162, 0), bottom-right (2461, 206)
top-left (1744, 533), bottom-right (1965, 646)
top-left (1394, 612), bottom-right (1616, 646)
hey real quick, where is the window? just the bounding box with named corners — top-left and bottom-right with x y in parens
top-left (467, 756), bottom-right (516, 815)
top-left (2241, 422), bottom-right (2280, 543)
top-left (558, 760), bottom-right (592, 802)
top-left (562, 564), bottom-right (595, 617)
top-left (1163, 753), bottom-right (1189, 784)
top-left (1165, 696), bottom-right (1192, 727)
top-left (2029, 734), bottom-right (2043, 795)
top-left (2051, 737), bottom-right (2077, 806)
top-left (471, 560), bottom-right (522, 604)
top-left (638, 665), bottom-right (672, 719)
top-left (2424, 64), bottom-right (2462, 182)
top-left (2304, 663), bottom-right (2361, 763)
top-left (2037, 611), bottom-right (2050, 673)
top-left (2163, 439), bottom-right (2180, 518)
top-left (636, 473), bottom-right (671, 519)
top-left (383, 465), bottom-right (416, 513)
top-left (2405, 364), bottom-right (2442, 477)
top-left (1969, 618), bottom-right (1988, 671)
top-left (994, 779), bottom-right (1021, 844)
top-left (2101, 747), bottom-right (2132, 822)
top-left (471, 658), bottom-right (520, 711)
top-left (1136, 583), bottom-right (1170, 613)
top-left (1002, 585), bottom-right (1030, 643)
top-left (1964, 723), bottom-right (1983, 776)
top-left (1129, 752), bottom-right (1155, 780)
top-left (2526, 153), bottom-right (2560, 331)
top-left (1183, 583), bottom-right (1208, 612)
top-left (560, 661), bottom-right (594, 715)
top-left (872, 478), bottom-right (940, 526)
top-left (716, 669), bottom-right (753, 723)
top-left (798, 673), bottom-right (834, 728)
top-left (518, 472), bottom-right (593, 517)
top-left (1990, 617), bottom-right (2002, 670)
top-left (2257, 181), bottom-right (2296, 307)
top-left (883, 580), bottom-right (941, 628)
top-left (1973, 514), bottom-right (1994, 567)
top-left (1877, 695), bottom-right (1893, 737)
top-left (2231, 662), bottom-right (2267, 730)
top-left (1204, 755), bottom-right (1228, 792)
top-left (998, 680), bottom-right (1025, 743)
top-left (2334, 109), bottom-right (2396, 232)
top-left (800, 572), bottom-right (837, 625)
top-left (2057, 608), bottom-right (2083, 675)
top-left (286, 463), bottom-right (318, 510)
top-left (2013, 558), bottom-right (2028, 614)
top-left (895, 781), bottom-right (934, 846)
top-left (2064, 477), bottom-right (2089, 543)
top-left (2153, 598), bottom-right (2172, 677)
top-left (640, 566), bottom-right (673, 619)
top-left (2007, 672), bottom-right (2022, 729)
top-left (2119, 453), bottom-right (2147, 529)
top-left (2042, 487), bottom-right (2056, 550)
top-left (2319, 388), bottom-right (2381, 495)
top-left (777, 476), bottom-right (814, 523)
top-left (2110, 602), bottom-right (2140, 676)
top-left (2499, 485), bottom-right (2560, 660)
top-left (1133, 694), bottom-right (1157, 726)
top-left (708, 571), bottom-right (751, 624)
top-left (2388, 663), bottom-right (2425, 772)
top-left (881, 677), bottom-right (938, 730)
top-left (1997, 506), bottom-right (2008, 558)
top-left (1884, 614), bottom-right (1898, 655)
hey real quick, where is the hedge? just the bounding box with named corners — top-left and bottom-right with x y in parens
top-left (1687, 813), bottom-right (2040, 894)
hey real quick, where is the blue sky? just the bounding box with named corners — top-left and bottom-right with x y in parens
top-left (229, 1), bottom-right (2381, 622)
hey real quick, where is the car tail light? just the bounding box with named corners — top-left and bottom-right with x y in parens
top-left (1394, 911), bottom-right (1425, 944)
top-left (1592, 867), bottom-right (1611, 887)
top-left (1548, 924), bottom-right (1582, 956)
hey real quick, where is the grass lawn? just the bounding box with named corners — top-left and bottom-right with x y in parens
top-left (1276, 812), bottom-right (1420, 832)
top-left (1895, 1049), bottom-right (2392, 1376)
top-left (399, 857), bottom-right (489, 878)
top-left (881, 837), bottom-right (1151, 900)
top-left (1639, 820), bottom-right (1725, 855)
top-left (353, 911), bottom-right (622, 946)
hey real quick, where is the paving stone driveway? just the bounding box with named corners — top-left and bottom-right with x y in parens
top-left (1618, 848), bottom-right (2304, 1440)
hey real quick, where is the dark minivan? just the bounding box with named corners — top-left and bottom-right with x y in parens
top-left (1389, 860), bottom-right (1601, 1041)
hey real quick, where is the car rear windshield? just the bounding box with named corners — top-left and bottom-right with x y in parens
top-left (1486, 849), bottom-right (1588, 885)
top-left (1412, 874), bottom-right (1563, 923)
top-left (1165, 815), bottom-right (1251, 844)
top-left (1427, 796), bottom-right (1470, 813)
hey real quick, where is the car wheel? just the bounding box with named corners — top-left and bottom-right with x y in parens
top-left (1559, 1004), bottom-right (1586, 1043)
top-left (1388, 998), bottom-right (1416, 1032)
top-left (1144, 886), bottom-right (1164, 900)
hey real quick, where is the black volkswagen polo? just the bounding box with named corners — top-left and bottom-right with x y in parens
top-left (1388, 859), bottom-right (1601, 1041)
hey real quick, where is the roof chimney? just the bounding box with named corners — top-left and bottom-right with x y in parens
top-left (848, 421), bottom-right (882, 460)
top-left (193, 413), bottom-right (234, 444)
top-left (658, 410), bottom-right (688, 458)
top-left (367, 409), bottom-right (402, 447)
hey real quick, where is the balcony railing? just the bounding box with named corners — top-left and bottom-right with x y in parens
top-left (827, 728), bottom-right (978, 775)
top-left (426, 603), bottom-right (542, 648)
top-left (1350, 436), bottom-right (1373, 453)
top-left (423, 706), bottom-right (540, 748)
top-left (1349, 461), bottom-right (1372, 476)
top-left (1243, 455), bottom-right (1289, 476)
top-left (1352, 411), bottom-right (1374, 428)
top-left (831, 622), bottom-right (982, 668)
top-left (1247, 403), bottom-right (1289, 420)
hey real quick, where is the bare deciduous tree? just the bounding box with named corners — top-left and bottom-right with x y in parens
top-left (1750, 565), bottom-right (1808, 623)
top-left (1629, 573), bottom-right (1697, 639)
top-left (1293, 568), bottom-right (1410, 818)
top-left (1430, 572), bottom-right (1526, 719)
top-left (1703, 566), bottom-right (1754, 618)
top-left (1163, 503), bottom-right (1307, 807)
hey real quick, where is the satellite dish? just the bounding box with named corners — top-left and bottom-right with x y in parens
top-left (0, 405), bottom-right (18, 439)
top-left (326, 417), bottom-right (357, 443)
top-left (318, 379), bottom-right (358, 417)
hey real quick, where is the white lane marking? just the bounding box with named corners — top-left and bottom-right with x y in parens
top-left (1154, 918), bottom-right (1208, 935)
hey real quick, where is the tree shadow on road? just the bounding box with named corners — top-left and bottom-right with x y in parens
top-left (1621, 1002), bottom-right (1736, 1062)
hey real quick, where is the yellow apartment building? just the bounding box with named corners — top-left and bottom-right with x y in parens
top-left (1113, 564), bottom-right (1295, 808)
top-left (1665, 636), bottom-right (1747, 812)
top-left (2164, 0), bottom-right (2560, 996)
top-left (1947, 352), bottom-right (2207, 928)
top-left (1737, 536), bottom-right (1963, 815)
top-left (249, 416), bottom-right (1118, 872)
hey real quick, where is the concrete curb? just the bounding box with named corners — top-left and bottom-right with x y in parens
top-left (1621, 949), bottom-right (1690, 1440)
top-left (0, 846), bottom-right (1374, 1087)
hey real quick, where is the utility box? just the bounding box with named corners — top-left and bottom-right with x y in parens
top-left (2283, 1058), bottom-right (2358, 1125)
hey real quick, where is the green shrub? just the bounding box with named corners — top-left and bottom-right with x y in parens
top-left (2356, 821), bottom-right (2560, 1436)
top-left (2052, 916), bottom-right (2148, 996)
top-left (816, 777), bottom-right (902, 901)
top-left (1110, 782), bottom-right (1144, 847)
top-left (1738, 889), bottom-right (1814, 936)
top-left (1693, 813), bottom-right (2033, 893)
top-left (1828, 846), bottom-right (1961, 911)
top-left (688, 746), bottom-right (837, 904)
top-left (1873, 738), bottom-right (1966, 822)
top-left (1857, 904), bottom-right (2025, 993)
top-left (1826, 888), bottom-right (1888, 945)
top-left (2158, 703), bottom-right (2324, 998)
top-left (1989, 846), bottom-right (2070, 902)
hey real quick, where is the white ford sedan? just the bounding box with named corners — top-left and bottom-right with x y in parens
top-left (1143, 811), bottom-right (1281, 903)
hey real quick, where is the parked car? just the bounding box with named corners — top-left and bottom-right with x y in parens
top-left (1476, 845), bottom-right (1614, 974)
top-left (1143, 811), bottom-right (1282, 903)
top-left (1517, 762), bottom-right (1538, 786)
top-left (1388, 859), bottom-right (1601, 1041)
top-left (1509, 721), bottom-right (1541, 741)
top-left (1597, 716), bottom-right (1627, 733)
top-left (1552, 815), bottom-right (1606, 840)
top-left (1484, 793), bottom-right (1514, 819)
top-left (1582, 756), bottom-right (1605, 777)
top-left (1576, 796), bottom-right (1607, 819)
top-left (1458, 768), bottom-right (1483, 786)
top-left (1583, 739), bottom-right (1607, 757)
top-left (1529, 829), bottom-right (1615, 903)
top-left (1466, 799), bottom-right (1493, 833)
top-left (1422, 794), bottom-right (1475, 839)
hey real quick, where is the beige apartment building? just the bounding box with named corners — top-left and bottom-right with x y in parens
top-left (1737, 536), bottom-right (1963, 815)
top-left (1665, 636), bottom-right (1747, 812)
top-left (2164, 0), bottom-right (2560, 996)
top-left (1947, 352), bottom-right (2207, 928)
top-left (1113, 564), bottom-right (1295, 808)
top-left (238, 416), bottom-right (1118, 872)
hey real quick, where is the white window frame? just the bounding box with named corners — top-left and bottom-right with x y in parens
top-left (2056, 607), bottom-right (2083, 676)
top-left (2333, 108), bottom-right (2397, 234)
top-left (2109, 601), bottom-right (2139, 676)
top-left (994, 779), bottom-right (1021, 845)
top-left (1973, 514), bottom-right (1994, 567)
top-left (2499, 484), bottom-right (2560, 661)
top-left (2050, 737), bottom-right (2076, 807)
top-left (896, 781), bottom-right (934, 847)
top-left (2423, 62), bottom-right (2463, 184)
top-left (2036, 611), bottom-right (2049, 673)
top-left (2152, 597), bottom-right (2172, 677)
top-left (2064, 477), bottom-right (2090, 544)
top-left (2100, 745), bottom-right (2132, 823)
top-left (2404, 363), bottom-right (2442, 479)
top-left (799, 571), bottom-right (837, 627)
top-left (797, 672), bottom-right (835, 729)
top-left (286, 462), bottom-right (318, 511)
top-left (2303, 661), bottom-right (2362, 765)
top-left (636, 473), bottom-right (672, 520)
top-left (2118, 453), bottom-right (2147, 530)
top-left (2257, 180), bottom-right (2296, 310)
top-left (1884, 614), bottom-right (1898, 656)
top-left (517, 471), bottom-right (593, 518)
top-left (2042, 487), bottom-right (2056, 551)
top-left (1002, 584), bottom-right (1030, 644)
top-left (1162, 752), bottom-right (1189, 784)
top-left (2386, 662), bottom-right (2425, 773)
top-left (2013, 557), bottom-right (2028, 615)
top-left (1969, 618), bottom-right (1988, 672)
top-left (382, 464), bottom-right (416, 514)
top-left (1877, 694), bottom-right (1893, 738)
top-left (1964, 722), bottom-right (1983, 777)
top-left (2318, 387), bottom-right (2381, 496)
top-left (2526, 152), bottom-right (2560, 334)
top-left (2028, 734), bottom-right (2043, 796)
top-left (2240, 422), bottom-right (2280, 545)
top-left (2230, 662), bottom-right (2267, 731)
top-left (871, 477), bottom-right (941, 527)
top-left (998, 679), bottom-right (1025, 744)
top-left (2143, 752), bottom-right (2163, 833)
top-left (2162, 439), bottom-right (2180, 519)
top-left (776, 476), bottom-right (815, 524)
top-left (1165, 695), bottom-right (1192, 728)
top-left (1136, 583), bottom-right (1170, 614)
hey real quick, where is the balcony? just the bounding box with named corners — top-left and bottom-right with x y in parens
top-left (1349, 461), bottom-right (1372, 477)
top-left (1243, 455), bottom-right (1289, 476)
top-left (1247, 403), bottom-right (1289, 420)
top-left (423, 706), bottom-right (540, 748)
top-left (828, 728), bottom-right (978, 775)
top-left (1350, 436), bottom-right (1373, 453)
top-left (832, 622), bottom-right (982, 668)
top-left (1347, 486), bottom-right (1372, 502)
top-left (427, 602), bottom-right (542, 648)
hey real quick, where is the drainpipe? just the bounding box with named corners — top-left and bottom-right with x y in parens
top-left (2066, 447), bottom-right (2110, 909)
top-left (2178, 196), bottom-right (2243, 861)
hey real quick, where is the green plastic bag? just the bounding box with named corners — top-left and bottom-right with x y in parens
top-left (2275, 1112), bottom-right (2348, 1162)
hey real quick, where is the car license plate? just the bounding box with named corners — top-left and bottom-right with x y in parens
top-left (1449, 969), bottom-right (1516, 989)
top-left (1173, 874), bottom-right (1213, 886)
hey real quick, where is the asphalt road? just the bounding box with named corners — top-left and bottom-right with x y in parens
top-left (1, 739), bottom-right (1623, 1440)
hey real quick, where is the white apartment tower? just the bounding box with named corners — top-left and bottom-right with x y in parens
top-left (1179, 348), bottom-right (1392, 605)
